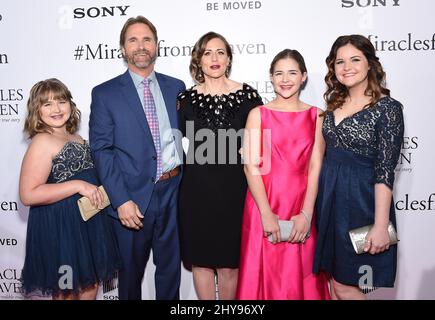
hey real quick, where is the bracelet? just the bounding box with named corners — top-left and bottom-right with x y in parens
top-left (300, 209), bottom-right (312, 226)
top-left (301, 209), bottom-right (312, 238)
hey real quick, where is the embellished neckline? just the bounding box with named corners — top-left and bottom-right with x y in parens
top-left (52, 140), bottom-right (88, 162)
top-left (189, 83), bottom-right (249, 99)
top-left (331, 96), bottom-right (391, 127)
top-left (178, 82), bottom-right (259, 106)
top-left (178, 83), bottom-right (260, 132)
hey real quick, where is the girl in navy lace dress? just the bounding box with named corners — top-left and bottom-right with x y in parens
top-left (19, 79), bottom-right (121, 299)
top-left (313, 35), bottom-right (404, 299)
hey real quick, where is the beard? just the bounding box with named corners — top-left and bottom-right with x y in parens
top-left (125, 49), bottom-right (157, 69)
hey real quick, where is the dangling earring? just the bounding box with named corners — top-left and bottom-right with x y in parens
top-left (199, 67), bottom-right (204, 81)
top-left (225, 65), bottom-right (230, 77)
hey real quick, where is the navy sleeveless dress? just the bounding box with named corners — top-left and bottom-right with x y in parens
top-left (313, 97), bottom-right (404, 288)
top-left (21, 141), bottom-right (122, 297)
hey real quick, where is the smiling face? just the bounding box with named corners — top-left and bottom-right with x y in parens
top-left (39, 94), bottom-right (72, 130)
top-left (271, 57), bottom-right (307, 99)
top-left (334, 43), bottom-right (370, 90)
top-left (200, 37), bottom-right (230, 80)
top-left (122, 22), bottom-right (157, 74)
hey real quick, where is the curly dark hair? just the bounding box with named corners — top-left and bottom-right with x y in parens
top-left (323, 34), bottom-right (390, 114)
top-left (189, 31), bottom-right (233, 83)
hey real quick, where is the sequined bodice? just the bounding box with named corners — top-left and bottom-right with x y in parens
top-left (50, 141), bottom-right (94, 183)
top-left (177, 83), bottom-right (263, 165)
top-left (322, 96), bottom-right (404, 188)
top-left (177, 83), bottom-right (262, 132)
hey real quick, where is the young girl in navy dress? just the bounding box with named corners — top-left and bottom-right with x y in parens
top-left (19, 78), bottom-right (121, 299)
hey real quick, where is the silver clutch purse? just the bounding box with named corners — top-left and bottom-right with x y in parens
top-left (268, 220), bottom-right (294, 243)
top-left (348, 221), bottom-right (399, 254)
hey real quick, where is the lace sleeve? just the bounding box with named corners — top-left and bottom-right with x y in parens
top-left (374, 99), bottom-right (404, 189)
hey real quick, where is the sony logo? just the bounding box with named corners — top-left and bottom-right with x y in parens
top-left (73, 5), bottom-right (130, 19)
top-left (342, 0), bottom-right (400, 8)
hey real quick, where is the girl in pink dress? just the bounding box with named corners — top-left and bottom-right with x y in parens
top-left (237, 49), bottom-right (330, 300)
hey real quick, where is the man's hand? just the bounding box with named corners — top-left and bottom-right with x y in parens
top-left (118, 200), bottom-right (144, 230)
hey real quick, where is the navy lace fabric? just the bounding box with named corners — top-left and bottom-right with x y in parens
top-left (322, 96), bottom-right (404, 189)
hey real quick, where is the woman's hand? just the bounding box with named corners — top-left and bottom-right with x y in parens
top-left (261, 211), bottom-right (280, 243)
top-left (77, 181), bottom-right (104, 208)
top-left (363, 224), bottom-right (391, 254)
top-left (289, 213), bottom-right (310, 243)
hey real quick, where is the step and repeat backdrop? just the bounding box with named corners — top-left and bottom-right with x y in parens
top-left (1, 0), bottom-right (434, 300)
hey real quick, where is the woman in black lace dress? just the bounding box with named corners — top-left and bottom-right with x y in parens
top-left (313, 35), bottom-right (404, 299)
top-left (177, 32), bottom-right (263, 299)
top-left (19, 79), bottom-right (121, 299)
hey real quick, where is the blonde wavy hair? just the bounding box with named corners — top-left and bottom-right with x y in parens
top-left (24, 78), bottom-right (81, 138)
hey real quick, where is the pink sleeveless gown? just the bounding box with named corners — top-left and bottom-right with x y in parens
top-left (237, 106), bottom-right (330, 300)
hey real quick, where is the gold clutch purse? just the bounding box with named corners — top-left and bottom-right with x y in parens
top-left (77, 185), bottom-right (110, 221)
top-left (348, 221), bottom-right (399, 254)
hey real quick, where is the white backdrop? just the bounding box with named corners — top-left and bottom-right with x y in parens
top-left (1, 0), bottom-right (434, 300)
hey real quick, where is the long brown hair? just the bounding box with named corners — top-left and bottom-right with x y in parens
top-left (24, 78), bottom-right (81, 138)
top-left (324, 34), bottom-right (390, 113)
top-left (189, 31), bottom-right (233, 83)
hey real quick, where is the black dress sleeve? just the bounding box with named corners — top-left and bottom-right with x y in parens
top-left (242, 84), bottom-right (263, 121)
top-left (177, 90), bottom-right (189, 136)
top-left (374, 99), bottom-right (404, 189)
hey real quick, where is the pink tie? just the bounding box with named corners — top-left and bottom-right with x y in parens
top-left (143, 78), bottom-right (162, 180)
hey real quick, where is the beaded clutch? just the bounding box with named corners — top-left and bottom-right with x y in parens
top-left (267, 220), bottom-right (294, 243)
top-left (348, 221), bottom-right (399, 254)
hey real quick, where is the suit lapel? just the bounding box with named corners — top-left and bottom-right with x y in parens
top-left (156, 72), bottom-right (178, 129)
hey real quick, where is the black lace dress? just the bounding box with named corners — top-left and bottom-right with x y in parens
top-left (21, 141), bottom-right (122, 296)
top-left (313, 97), bottom-right (404, 288)
top-left (177, 83), bottom-right (263, 268)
